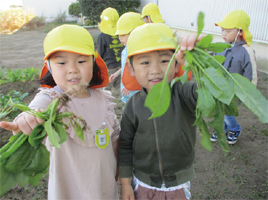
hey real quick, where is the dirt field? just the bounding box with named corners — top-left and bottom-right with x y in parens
top-left (0, 27), bottom-right (267, 200)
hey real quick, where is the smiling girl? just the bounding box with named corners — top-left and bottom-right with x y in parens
top-left (0, 24), bottom-right (120, 200)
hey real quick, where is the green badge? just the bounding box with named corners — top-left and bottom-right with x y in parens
top-left (95, 128), bottom-right (109, 149)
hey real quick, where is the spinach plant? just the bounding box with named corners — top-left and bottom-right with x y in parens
top-left (0, 90), bottom-right (29, 120)
top-left (0, 86), bottom-right (87, 197)
top-left (0, 67), bottom-right (39, 85)
top-left (145, 12), bottom-right (268, 152)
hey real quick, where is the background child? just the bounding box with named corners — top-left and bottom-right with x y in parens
top-left (141, 3), bottom-right (164, 23)
top-left (97, 7), bottom-right (124, 92)
top-left (109, 12), bottom-right (145, 103)
top-left (210, 10), bottom-right (258, 145)
top-left (118, 23), bottom-right (199, 200)
top-left (0, 24), bottom-right (120, 200)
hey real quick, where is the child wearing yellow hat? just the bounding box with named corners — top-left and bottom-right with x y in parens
top-left (97, 7), bottom-right (124, 91)
top-left (210, 10), bottom-right (258, 145)
top-left (118, 23), bottom-right (199, 200)
top-left (142, 3), bottom-right (164, 23)
top-left (109, 12), bottom-right (145, 103)
top-left (0, 24), bottom-right (120, 199)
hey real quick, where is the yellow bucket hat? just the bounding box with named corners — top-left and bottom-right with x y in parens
top-left (115, 12), bottom-right (145, 35)
top-left (127, 23), bottom-right (177, 58)
top-left (215, 10), bottom-right (252, 46)
top-left (99, 7), bottom-right (119, 36)
top-left (40, 24), bottom-right (109, 89)
top-left (123, 23), bottom-right (192, 91)
top-left (142, 3), bottom-right (164, 23)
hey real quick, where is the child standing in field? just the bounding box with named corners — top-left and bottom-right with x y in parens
top-left (141, 3), bottom-right (164, 23)
top-left (109, 12), bottom-right (145, 103)
top-left (118, 23), bottom-right (199, 200)
top-left (0, 24), bottom-right (120, 200)
top-left (210, 10), bottom-right (258, 144)
top-left (97, 7), bottom-right (124, 92)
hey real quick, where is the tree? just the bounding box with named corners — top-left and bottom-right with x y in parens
top-left (69, 1), bottom-right (82, 17)
top-left (79, 0), bottom-right (141, 24)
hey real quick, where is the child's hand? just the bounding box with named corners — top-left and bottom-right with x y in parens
top-left (109, 73), bottom-right (117, 83)
top-left (120, 178), bottom-right (135, 200)
top-left (176, 34), bottom-right (204, 65)
top-left (0, 111), bottom-right (45, 136)
top-left (121, 88), bottom-right (130, 96)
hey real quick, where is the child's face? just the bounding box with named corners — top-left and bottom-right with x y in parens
top-left (49, 51), bottom-right (93, 97)
top-left (221, 28), bottom-right (242, 44)
top-left (127, 50), bottom-right (178, 92)
top-left (119, 34), bottom-right (130, 46)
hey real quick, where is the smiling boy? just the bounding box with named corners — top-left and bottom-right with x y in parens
top-left (118, 23), bottom-right (198, 200)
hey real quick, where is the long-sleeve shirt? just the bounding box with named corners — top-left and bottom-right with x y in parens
top-left (97, 32), bottom-right (124, 69)
top-left (216, 39), bottom-right (257, 85)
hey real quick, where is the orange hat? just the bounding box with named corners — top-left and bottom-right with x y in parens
top-left (40, 24), bottom-right (109, 89)
top-left (122, 23), bottom-right (192, 91)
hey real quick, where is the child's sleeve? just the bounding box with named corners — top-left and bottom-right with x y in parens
top-left (97, 33), bottom-right (105, 59)
top-left (117, 105), bottom-right (136, 178)
top-left (176, 81), bottom-right (198, 116)
top-left (111, 114), bottom-right (120, 142)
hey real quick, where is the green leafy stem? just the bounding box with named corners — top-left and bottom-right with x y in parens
top-left (144, 12), bottom-right (268, 153)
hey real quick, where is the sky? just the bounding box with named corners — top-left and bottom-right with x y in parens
top-left (0, 0), bottom-right (23, 10)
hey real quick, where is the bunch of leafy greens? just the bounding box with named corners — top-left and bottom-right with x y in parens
top-left (0, 67), bottom-right (39, 85)
top-left (145, 12), bottom-right (268, 152)
top-left (0, 88), bottom-right (87, 197)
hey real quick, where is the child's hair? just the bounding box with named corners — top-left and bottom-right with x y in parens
top-left (115, 12), bottom-right (145, 35)
top-left (215, 10), bottom-right (252, 45)
top-left (39, 24), bottom-right (109, 89)
top-left (39, 58), bottom-right (103, 88)
top-left (99, 7), bottom-right (119, 36)
top-left (141, 3), bottom-right (164, 23)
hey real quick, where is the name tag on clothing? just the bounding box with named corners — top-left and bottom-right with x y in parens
top-left (95, 128), bottom-right (109, 149)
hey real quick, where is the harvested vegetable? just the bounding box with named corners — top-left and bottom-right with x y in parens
top-left (145, 12), bottom-right (268, 152)
top-left (0, 86), bottom-right (88, 197)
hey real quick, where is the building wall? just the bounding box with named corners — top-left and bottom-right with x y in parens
top-left (159, 0), bottom-right (268, 43)
top-left (22, 0), bottom-right (77, 22)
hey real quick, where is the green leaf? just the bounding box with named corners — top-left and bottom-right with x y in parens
top-left (71, 120), bottom-right (85, 141)
top-left (170, 77), bottom-right (181, 88)
top-left (196, 87), bottom-right (216, 118)
top-left (227, 73), bottom-right (268, 123)
top-left (197, 117), bottom-right (212, 151)
top-left (44, 119), bottom-right (61, 149)
top-left (14, 171), bottom-right (29, 187)
top-left (144, 81), bottom-right (171, 119)
top-left (213, 55), bottom-right (226, 64)
top-left (184, 51), bottom-right (194, 65)
top-left (207, 42), bottom-right (232, 53)
top-left (0, 162), bottom-right (17, 197)
top-left (29, 124), bottom-right (46, 146)
top-left (208, 100), bottom-right (230, 152)
top-left (201, 67), bottom-right (234, 105)
top-left (196, 34), bottom-right (213, 49)
top-left (225, 97), bottom-right (238, 116)
top-left (181, 67), bottom-right (191, 84)
top-left (28, 173), bottom-right (43, 187)
top-left (197, 12), bottom-right (204, 38)
top-left (53, 123), bottom-right (67, 144)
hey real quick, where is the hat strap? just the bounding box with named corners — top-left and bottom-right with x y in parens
top-left (232, 27), bottom-right (241, 47)
top-left (46, 60), bottom-right (52, 75)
